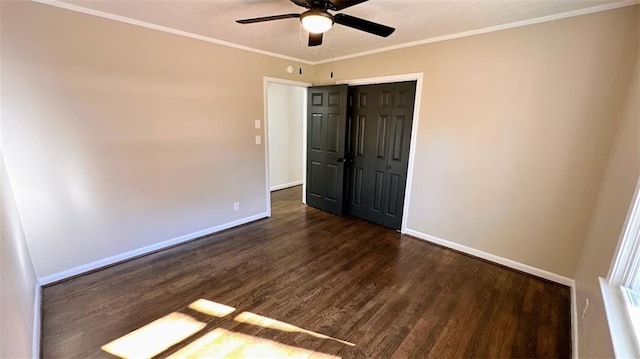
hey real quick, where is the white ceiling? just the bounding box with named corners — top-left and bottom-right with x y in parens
top-left (50, 0), bottom-right (636, 63)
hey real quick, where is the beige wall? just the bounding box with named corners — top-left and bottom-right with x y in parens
top-left (573, 13), bottom-right (640, 357)
top-left (1, 149), bottom-right (39, 358)
top-left (3, 1), bottom-right (640, 354)
top-left (1, 1), bottom-right (313, 278)
top-left (314, 6), bottom-right (640, 278)
top-left (267, 83), bottom-right (305, 190)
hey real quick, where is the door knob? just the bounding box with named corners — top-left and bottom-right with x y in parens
top-left (337, 158), bottom-right (346, 162)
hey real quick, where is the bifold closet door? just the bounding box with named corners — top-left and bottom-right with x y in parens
top-left (346, 81), bottom-right (416, 229)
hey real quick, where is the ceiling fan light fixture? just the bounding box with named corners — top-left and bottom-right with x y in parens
top-left (300, 10), bottom-right (334, 34)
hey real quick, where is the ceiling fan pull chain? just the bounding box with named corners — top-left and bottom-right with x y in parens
top-left (331, 29), bottom-right (335, 78)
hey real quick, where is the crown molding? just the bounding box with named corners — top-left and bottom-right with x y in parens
top-left (31, 0), bottom-right (314, 65)
top-left (311, 0), bottom-right (640, 65)
top-left (33, 0), bottom-right (639, 66)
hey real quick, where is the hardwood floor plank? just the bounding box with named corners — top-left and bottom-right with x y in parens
top-left (42, 186), bottom-right (571, 358)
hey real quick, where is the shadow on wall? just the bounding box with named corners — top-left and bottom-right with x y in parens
top-left (0, 150), bottom-right (39, 359)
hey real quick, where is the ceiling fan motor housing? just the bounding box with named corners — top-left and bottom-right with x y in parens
top-left (300, 9), bottom-right (334, 34)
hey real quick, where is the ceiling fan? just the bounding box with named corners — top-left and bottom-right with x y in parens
top-left (236, 0), bottom-right (395, 47)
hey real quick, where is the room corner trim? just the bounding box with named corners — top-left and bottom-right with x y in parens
top-left (270, 180), bottom-right (303, 192)
top-left (403, 228), bottom-right (574, 286)
top-left (37, 212), bottom-right (269, 285)
top-left (32, 284), bottom-right (42, 359)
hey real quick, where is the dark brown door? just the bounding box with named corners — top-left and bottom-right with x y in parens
top-left (346, 81), bottom-right (416, 229)
top-left (306, 85), bottom-right (349, 216)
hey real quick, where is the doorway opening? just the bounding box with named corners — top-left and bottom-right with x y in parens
top-left (263, 77), bottom-right (311, 217)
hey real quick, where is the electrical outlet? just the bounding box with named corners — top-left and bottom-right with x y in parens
top-left (255, 135), bottom-right (261, 145)
top-left (581, 297), bottom-right (589, 320)
top-left (233, 202), bottom-right (240, 212)
top-left (255, 119), bottom-right (261, 129)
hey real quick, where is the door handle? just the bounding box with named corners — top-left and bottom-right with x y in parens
top-left (337, 158), bottom-right (346, 163)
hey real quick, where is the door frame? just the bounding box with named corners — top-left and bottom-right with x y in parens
top-left (337, 72), bottom-right (423, 233)
top-left (263, 77), bottom-right (312, 217)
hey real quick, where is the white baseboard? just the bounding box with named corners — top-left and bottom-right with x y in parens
top-left (403, 228), bottom-right (574, 286)
top-left (270, 180), bottom-right (303, 192)
top-left (32, 283), bottom-right (42, 359)
top-left (571, 284), bottom-right (579, 359)
top-left (38, 212), bottom-right (269, 285)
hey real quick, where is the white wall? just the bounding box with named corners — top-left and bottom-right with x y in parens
top-left (0, 150), bottom-right (40, 359)
top-left (1, 1), bottom-right (313, 280)
top-left (313, 6), bottom-right (639, 279)
top-left (267, 83), bottom-right (305, 191)
top-left (574, 13), bottom-right (640, 357)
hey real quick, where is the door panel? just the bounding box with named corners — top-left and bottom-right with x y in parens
top-left (355, 115), bottom-right (366, 156)
top-left (373, 171), bottom-right (384, 211)
top-left (346, 81), bottom-right (416, 229)
top-left (309, 161), bottom-right (323, 199)
top-left (346, 83), bottom-right (393, 225)
top-left (347, 88), bottom-right (370, 220)
top-left (386, 173), bottom-right (400, 216)
top-left (381, 82), bottom-right (417, 229)
top-left (390, 115), bottom-right (405, 160)
top-left (306, 85), bottom-right (348, 216)
top-left (311, 115), bottom-right (323, 150)
top-left (325, 164), bottom-right (339, 200)
top-left (327, 114), bottom-right (340, 153)
top-left (353, 167), bottom-right (364, 205)
top-left (376, 115), bottom-right (388, 158)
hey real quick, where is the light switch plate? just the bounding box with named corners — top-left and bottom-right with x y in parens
top-left (255, 120), bottom-right (261, 129)
top-left (255, 135), bottom-right (261, 145)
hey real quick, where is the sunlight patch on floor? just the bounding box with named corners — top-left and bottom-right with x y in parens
top-left (101, 299), bottom-right (354, 358)
top-left (167, 328), bottom-right (341, 359)
top-left (234, 311), bottom-right (355, 347)
top-left (189, 299), bottom-right (236, 318)
top-left (101, 312), bottom-right (206, 359)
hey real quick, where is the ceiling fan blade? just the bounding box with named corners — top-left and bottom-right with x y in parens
top-left (327, 0), bottom-right (369, 11)
top-left (289, 0), bottom-right (311, 8)
top-left (308, 32), bottom-right (323, 46)
top-left (236, 13), bottom-right (300, 24)
top-left (334, 13), bottom-right (395, 37)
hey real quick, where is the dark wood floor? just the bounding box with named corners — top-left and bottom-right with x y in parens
top-left (41, 186), bottom-right (571, 358)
